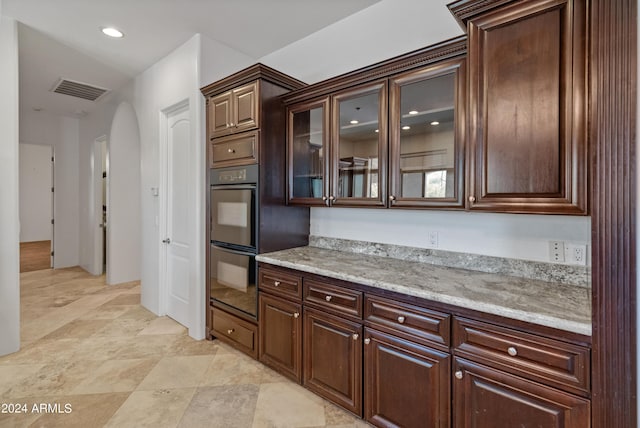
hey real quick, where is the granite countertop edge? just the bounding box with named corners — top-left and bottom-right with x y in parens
top-left (256, 249), bottom-right (592, 337)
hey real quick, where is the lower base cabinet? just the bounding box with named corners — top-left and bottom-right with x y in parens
top-left (453, 358), bottom-right (591, 428)
top-left (364, 328), bottom-right (451, 428)
top-left (258, 293), bottom-right (302, 382)
top-left (303, 307), bottom-right (363, 416)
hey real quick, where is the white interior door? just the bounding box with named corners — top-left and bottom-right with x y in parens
top-left (93, 137), bottom-right (107, 276)
top-left (163, 104), bottom-right (191, 327)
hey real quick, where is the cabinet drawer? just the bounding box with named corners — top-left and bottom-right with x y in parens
top-left (211, 307), bottom-right (258, 359)
top-left (259, 267), bottom-right (302, 301)
top-left (209, 131), bottom-right (258, 168)
top-left (303, 279), bottom-right (362, 319)
top-left (364, 295), bottom-right (450, 348)
top-left (453, 317), bottom-right (590, 395)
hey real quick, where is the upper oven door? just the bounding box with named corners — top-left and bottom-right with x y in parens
top-left (210, 184), bottom-right (256, 249)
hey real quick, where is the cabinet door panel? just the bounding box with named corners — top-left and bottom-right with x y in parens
top-left (365, 328), bottom-right (450, 428)
top-left (467, 0), bottom-right (587, 214)
top-left (389, 57), bottom-right (466, 208)
top-left (259, 294), bottom-right (302, 382)
top-left (210, 92), bottom-right (233, 138)
top-left (303, 307), bottom-right (362, 415)
top-left (287, 98), bottom-right (331, 205)
top-left (331, 82), bottom-right (387, 207)
top-left (453, 358), bottom-right (590, 428)
top-left (234, 81), bottom-right (259, 132)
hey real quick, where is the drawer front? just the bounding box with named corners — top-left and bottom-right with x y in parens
top-left (211, 307), bottom-right (258, 359)
top-left (259, 267), bottom-right (302, 301)
top-left (210, 131), bottom-right (258, 168)
top-left (364, 295), bottom-right (450, 348)
top-left (303, 279), bottom-right (363, 319)
top-left (453, 317), bottom-right (590, 395)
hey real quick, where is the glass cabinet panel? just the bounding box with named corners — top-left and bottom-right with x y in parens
top-left (288, 99), bottom-right (329, 204)
top-left (389, 58), bottom-right (465, 208)
top-left (332, 82), bottom-right (387, 206)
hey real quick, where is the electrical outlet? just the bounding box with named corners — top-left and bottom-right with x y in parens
top-left (565, 243), bottom-right (588, 265)
top-left (428, 231), bottom-right (438, 248)
top-left (549, 241), bottom-right (565, 262)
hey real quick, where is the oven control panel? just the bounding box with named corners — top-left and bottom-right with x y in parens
top-left (218, 169), bottom-right (246, 183)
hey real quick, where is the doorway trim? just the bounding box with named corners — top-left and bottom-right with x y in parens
top-left (92, 135), bottom-right (108, 276)
top-left (158, 99), bottom-right (191, 320)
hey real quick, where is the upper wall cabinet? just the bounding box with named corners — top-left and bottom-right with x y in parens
top-left (283, 37), bottom-right (467, 210)
top-left (287, 82), bottom-right (388, 207)
top-left (453, 0), bottom-right (588, 214)
top-left (209, 81), bottom-right (259, 139)
top-left (389, 57), bottom-right (466, 209)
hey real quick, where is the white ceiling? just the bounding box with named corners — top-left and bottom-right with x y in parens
top-left (4, 0), bottom-right (382, 118)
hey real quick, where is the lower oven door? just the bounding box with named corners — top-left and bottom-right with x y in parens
top-left (209, 245), bottom-right (257, 318)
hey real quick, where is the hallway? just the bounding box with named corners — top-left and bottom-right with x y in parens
top-left (0, 268), bottom-right (365, 427)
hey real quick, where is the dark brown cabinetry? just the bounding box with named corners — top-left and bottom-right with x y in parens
top-left (209, 81), bottom-right (259, 139)
top-left (303, 307), bottom-right (363, 415)
top-left (287, 81), bottom-right (388, 207)
top-left (364, 328), bottom-right (450, 428)
top-left (460, 0), bottom-right (587, 214)
top-left (202, 64), bottom-right (309, 357)
top-left (258, 262), bottom-right (592, 428)
top-left (453, 358), bottom-right (590, 428)
top-left (389, 56), bottom-right (466, 209)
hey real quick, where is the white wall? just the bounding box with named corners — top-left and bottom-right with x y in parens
top-left (20, 111), bottom-right (80, 268)
top-left (107, 102), bottom-right (141, 285)
top-left (19, 143), bottom-right (52, 242)
top-left (261, 0), bottom-right (592, 260)
top-left (199, 34), bottom-right (254, 88)
top-left (0, 13), bottom-right (20, 356)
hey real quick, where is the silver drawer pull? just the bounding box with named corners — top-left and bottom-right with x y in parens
top-left (352, 333), bottom-right (359, 340)
top-left (227, 148), bottom-right (235, 153)
top-left (293, 312), bottom-right (299, 318)
top-left (397, 316), bottom-right (406, 324)
top-left (455, 370), bottom-right (463, 380)
top-left (227, 329), bottom-right (234, 335)
top-left (364, 338), bottom-right (371, 345)
top-left (507, 346), bottom-right (518, 357)
top-left (274, 281), bottom-right (281, 287)
top-left (325, 295), bottom-right (332, 302)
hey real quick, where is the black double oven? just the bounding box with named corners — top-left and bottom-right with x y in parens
top-left (209, 165), bottom-right (258, 318)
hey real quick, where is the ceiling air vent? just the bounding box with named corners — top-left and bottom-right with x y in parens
top-left (51, 78), bottom-right (109, 101)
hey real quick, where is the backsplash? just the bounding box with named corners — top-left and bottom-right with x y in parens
top-left (309, 236), bottom-right (590, 288)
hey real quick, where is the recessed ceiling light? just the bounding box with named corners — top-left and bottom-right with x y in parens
top-left (350, 120), bottom-right (359, 125)
top-left (101, 27), bottom-right (124, 38)
top-left (430, 121), bottom-right (440, 126)
top-left (402, 125), bottom-right (411, 130)
top-left (409, 110), bottom-right (419, 115)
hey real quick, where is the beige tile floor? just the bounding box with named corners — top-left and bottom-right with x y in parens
top-left (0, 267), bottom-right (369, 428)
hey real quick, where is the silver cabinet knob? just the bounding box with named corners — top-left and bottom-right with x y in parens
top-left (468, 195), bottom-right (476, 203)
top-left (364, 338), bottom-right (371, 345)
top-left (455, 370), bottom-right (463, 380)
top-left (352, 333), bottom-right (359, 340)
top-left (328, 195), bottom-right (336, 201)
top-left (293, 312), bottom-right (300, 318)
top-left (230, 122), bottom-right (235, 128)
top-left (389, 195), bottom-right (396, 201)
top-left (227, 148), bottom-right (235, 153)
top-left (227, 329), bottom-right (234, 335)
top-left (507, 346), bottom-right (518, 357)
top-left (162, 238), bottom-right (171, 244)
top-left (274, 281), bottom-right (281, 287)
top-left (322, 196), bottom-right (327, 201)
top-left (325, 295), bottom-right (332, 302)
top-left (397, 316), bottom-right (406, 324)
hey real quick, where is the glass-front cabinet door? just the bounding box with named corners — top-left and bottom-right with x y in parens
top-left (389, 57), bottom-right (465, 208)
top-left (287, 98), bottom-right (330, 205)
top-left (331, 81), bottom-right (387, 207)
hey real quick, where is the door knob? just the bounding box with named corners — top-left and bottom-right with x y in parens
top-left (162, 238), bottom-right (171, 244)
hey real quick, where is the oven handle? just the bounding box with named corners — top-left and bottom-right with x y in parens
top-left (211, 244), bottom-right (255, 257)
top-left (211, 184), bottom-right (256, 191)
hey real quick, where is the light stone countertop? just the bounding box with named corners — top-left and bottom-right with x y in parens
top-left (256, 246), bottom-right (592, 336)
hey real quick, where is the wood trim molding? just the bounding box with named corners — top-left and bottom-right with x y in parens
top-left (201, 63), bottom-right (306, 97)
top-left (447, 0), bottom-right (519, 30)
top-left (590, 0), bottom-right (637, 427)
top-left (281, 36), bottom-right (467, 106)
